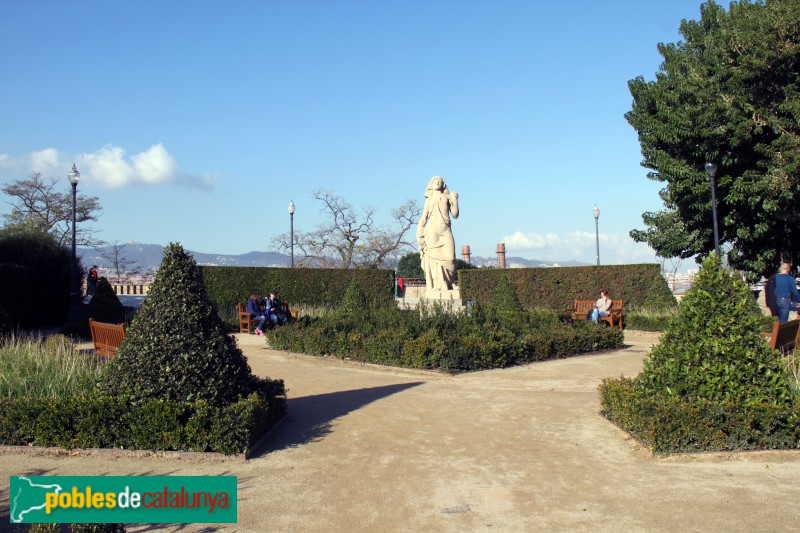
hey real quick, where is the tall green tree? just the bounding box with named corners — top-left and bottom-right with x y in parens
top-left (626, 0), bottom-right (800, 278)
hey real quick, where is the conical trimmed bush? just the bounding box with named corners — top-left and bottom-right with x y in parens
top-left (339, 278), bottom-right (369, 319)
top-left (636, 255), bottom-right (796, 407)
top-left (102, 243), bottom-right (255, 406)
top-left (86, 277), bottom-right (125, 324)
top-left (491, 275), bottom-right (523, 312)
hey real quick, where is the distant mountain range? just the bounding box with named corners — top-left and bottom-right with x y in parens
top-left (78, 243), bottom-right (290, 273)
top-left (78, 243), bottom-right (589, 273)
top-left (466, 256), bottom-right (590, 268)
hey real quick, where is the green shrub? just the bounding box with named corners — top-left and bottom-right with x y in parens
top-left (102, 243), bottom-right (270, 407)
top-left (600, 256), bottom-right (800, 454)
top-left (600, 377), bottom-right (800, 453)
top-left (267, 304), bottom-right (622, 372)
top-left (638, 256), bottom-right (796, 407)
top-left (339, 278), bottom-right (370, 319)
top-left (0, 382), bottom-right (285, 455)
top-left (459, 263), bottom-right (676, 311)
top-left (86, 277), bottom-right (125, 324)
top-left (0, 232), bottom-right (78, 327)
top-left (200, 265), bottom-right (395, 316)
top-left (491, 275), bottom-right (523, 312)
top-left (0, 262), bottom-right (29, 329)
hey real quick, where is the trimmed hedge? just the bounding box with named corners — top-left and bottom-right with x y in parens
top-left (599, 257), bottom-right (800, 454)
top-left (600, 377), bottom-right (800, 453)
top-left (0, 232), bottom-right (79, 327)
top-left (459, 263), bottom-right (676, 310)
top-left (200, 266), bottom-right (395, 315)
top-left (0, 378), bottom-right (286, 455)
top-left (104, 244), bottom-right (261, 408)
top-left (86, 277), bottom-right (125, 324)
top-left (267, 305), bottom-right (623, 372)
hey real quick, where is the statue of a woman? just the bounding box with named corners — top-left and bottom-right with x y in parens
top-left (417, 176), bottom-right (459, 294)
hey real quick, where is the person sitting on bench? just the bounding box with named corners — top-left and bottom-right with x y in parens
top-left (590, 289), bottom-right (613, 323)
top-left (266, 291), bottom-right (289, 326)
top-left (246, 293), bottom-right (268, 335)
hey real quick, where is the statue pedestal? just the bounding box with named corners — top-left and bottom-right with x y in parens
top-left (425, 287), bottom-right (461, 301)
top-left (396, 286), bottom-right (465, 312)
top-left (417, 286), bottom-right (465, 313)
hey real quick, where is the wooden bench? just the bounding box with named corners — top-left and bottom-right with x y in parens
top-left (761, 318), bottom-right (800, 355)
top-left (565, 300), bottom-right (595, 321)
top-left (88, 318), bottom-right (127, 358)
top-left (237, 302), bottom-right (299, 334)
top-left (564, 299), bottom-right (624, 329)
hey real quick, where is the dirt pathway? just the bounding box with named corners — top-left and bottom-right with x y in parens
top-left (2, 331), bottom-right (799, 532)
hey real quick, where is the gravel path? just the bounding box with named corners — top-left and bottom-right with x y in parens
top-left (2, 331), bottom-right (799, 532)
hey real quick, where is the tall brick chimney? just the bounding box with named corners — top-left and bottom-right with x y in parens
top-left (496, 243), bottom-right (506, 269)
top-left (461, 245), bottom-right (471, 264)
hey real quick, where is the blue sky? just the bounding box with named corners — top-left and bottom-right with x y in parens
top-left (0, 0), bottom-right (709, 266)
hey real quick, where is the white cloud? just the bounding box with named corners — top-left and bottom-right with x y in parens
top-left (1, 144), bottom-right (212, 190)
top-left (78, 143), bottom-right (212, 190)
top-left (29, 148), bottom-right (62, 177)
top-left (501, 228), bottom-right (658, 265)
top-left (503, 231), bottom-right (561, 249)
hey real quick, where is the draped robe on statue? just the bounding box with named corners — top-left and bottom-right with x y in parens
top-left (417, 176), bottom-right (459, 293)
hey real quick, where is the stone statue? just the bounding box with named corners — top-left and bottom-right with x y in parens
top-left (417, 176), bottom-right (459, 295)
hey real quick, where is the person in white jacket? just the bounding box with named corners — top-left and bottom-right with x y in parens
top-left (590, 289), bottom-right (613, 323)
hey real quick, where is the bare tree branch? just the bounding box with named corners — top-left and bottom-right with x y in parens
top-left (270, 190), bottom-right (421, 268)
top-left (98, 241), bottom-right (140, 278)
top-left (1, 172), bottom-right (104, 247)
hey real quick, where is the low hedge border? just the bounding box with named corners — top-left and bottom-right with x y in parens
top-left (599, 377), bottom-right (800, 454)
top-left (268, 311), bottom-right (624, 372)
top-left (0, 379), bottom-right (286, 456)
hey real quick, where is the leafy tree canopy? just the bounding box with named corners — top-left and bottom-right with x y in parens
top-left (1, 173), bottom-right (103, 247)
top-left (397, 252), bottom-right (476, 279)
top-left (626, 0), bottom-right (800, 278)
top-left (397, 252), bottom-right (424, 279)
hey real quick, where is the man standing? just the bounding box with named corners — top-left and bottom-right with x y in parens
top-left (87, 265), bottom-right (99, 296)
top-left (774, 263), bottom-right (800, 323)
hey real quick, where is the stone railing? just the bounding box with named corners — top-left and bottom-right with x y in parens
top-left (111, 284), bottom-right (151, 295)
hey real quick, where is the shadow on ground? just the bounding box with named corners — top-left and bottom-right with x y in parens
top-left (251, 381), bottom-right (424, 457)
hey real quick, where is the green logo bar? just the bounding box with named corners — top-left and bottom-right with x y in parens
top-left (9, 476), bottom-right (237, 524)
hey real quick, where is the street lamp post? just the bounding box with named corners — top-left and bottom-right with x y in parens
top-left (593, 205), bottom-right (600, 266)
top-left (288, 201), bottom-right (295, 268)
top-left (704, 162), bottom-right (721, 259)
top-left (67, 164), bottom-right (81, 322)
